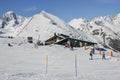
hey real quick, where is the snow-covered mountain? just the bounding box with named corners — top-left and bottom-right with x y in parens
top-left (0, 11), bottom-right (81, 41)
top-left (69, 14), bottom-right (120, 52)
top-left (16, 11), bottom-right (80, 41)
top-left (69, 14), bottom-right (120, 37)
top-left (0, 11), bottom-right (25, 33)
top-left (1, 11), bottom-right (120, 51)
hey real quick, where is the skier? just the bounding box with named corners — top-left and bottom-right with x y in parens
top-left (89, 50), bottom-right (93, 60)
top-left (102, 51), bottom-right (106, 60)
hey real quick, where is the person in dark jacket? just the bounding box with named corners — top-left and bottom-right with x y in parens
top-left (92, 47), bottom-right (95, 54)
top-left (102, 51), bottom-right (106, 60)
top-left (70, 42), bottom-right (73, 50)
top-left (69, 39), bottom-right (73, 50)
top-left (90, 51), bottom-right (93, 60)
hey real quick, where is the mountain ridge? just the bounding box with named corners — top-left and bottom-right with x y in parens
top-left (0, 11), bottom-right (120, 51)
top-left (69, 13), bottom-right (120, 52)
top-left (0, 11), bottom-right (80, 41)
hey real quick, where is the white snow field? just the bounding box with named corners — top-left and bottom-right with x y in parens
top-left (0, 38), bottom-right (120, 80)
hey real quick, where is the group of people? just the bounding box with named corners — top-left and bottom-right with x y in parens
top-left (89, 47), bottom-right (106, 60)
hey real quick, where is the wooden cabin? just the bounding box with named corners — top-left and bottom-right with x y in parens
top-left (55, 38), bottom-right (97, 47)
top-left (45, 33), bottom-right (69, 45)
top-left (45, 34), bottom-right (97, 47)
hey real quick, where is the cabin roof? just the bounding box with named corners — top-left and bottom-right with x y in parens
top-left (45, 34), bottom-right (97, 45)
top-left (55, 37), bottom-right (97, 45)
top-left (45, 34), bottom-right (69, 42)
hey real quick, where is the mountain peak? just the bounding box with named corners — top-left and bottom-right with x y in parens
top-left (0, 11), bottom-right (25, 29)
top-left (5, 11), bottom-right (14, 15)
top-left (3, 11), bottom-right (17, 21)
top-left (41, 10), bottom-right (46, 14)
top-left (40, 10), bottom-right (49, 16)
top-left (3, 11), bottom-right (16, 17)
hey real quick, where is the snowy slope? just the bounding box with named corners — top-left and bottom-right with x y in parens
top-left (0, 38), bottom-right (120, 80)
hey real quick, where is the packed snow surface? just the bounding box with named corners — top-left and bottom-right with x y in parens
top-left (0, 38), bottom-right (120, 80)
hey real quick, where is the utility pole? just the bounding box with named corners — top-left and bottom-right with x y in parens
top-left (102, 32), bottom-right (106, 45)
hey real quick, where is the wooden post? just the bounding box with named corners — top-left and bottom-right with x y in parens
top-left (75, 54), bottom-right (78, 77)
top-left (99, 50), bottom-right (102, 55)
top-left (109, 51), bottom-right (113, 57)
top-left (84, 45), bottom-right (86, 51)
top-left (46, 55), bottom-right (48, 76)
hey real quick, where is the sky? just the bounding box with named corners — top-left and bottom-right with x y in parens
top-left (0, 0), bottom-right (120, 22)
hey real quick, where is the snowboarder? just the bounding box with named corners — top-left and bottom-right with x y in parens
top-left (102, 51), bottom-right (106, 60)
top-left (90, 51), bottom-right (93, 60)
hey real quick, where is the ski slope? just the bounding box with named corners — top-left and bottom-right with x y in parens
top-left (0, 38), bottom-right (120, 80)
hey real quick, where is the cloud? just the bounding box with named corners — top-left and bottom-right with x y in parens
top-left (25, 6), bottom-right (37, 12)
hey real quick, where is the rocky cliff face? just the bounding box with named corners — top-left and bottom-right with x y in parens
top-left (69, 14), bottom-right (120, 52)
top-left (0, 11), bottom-right (25, 28)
